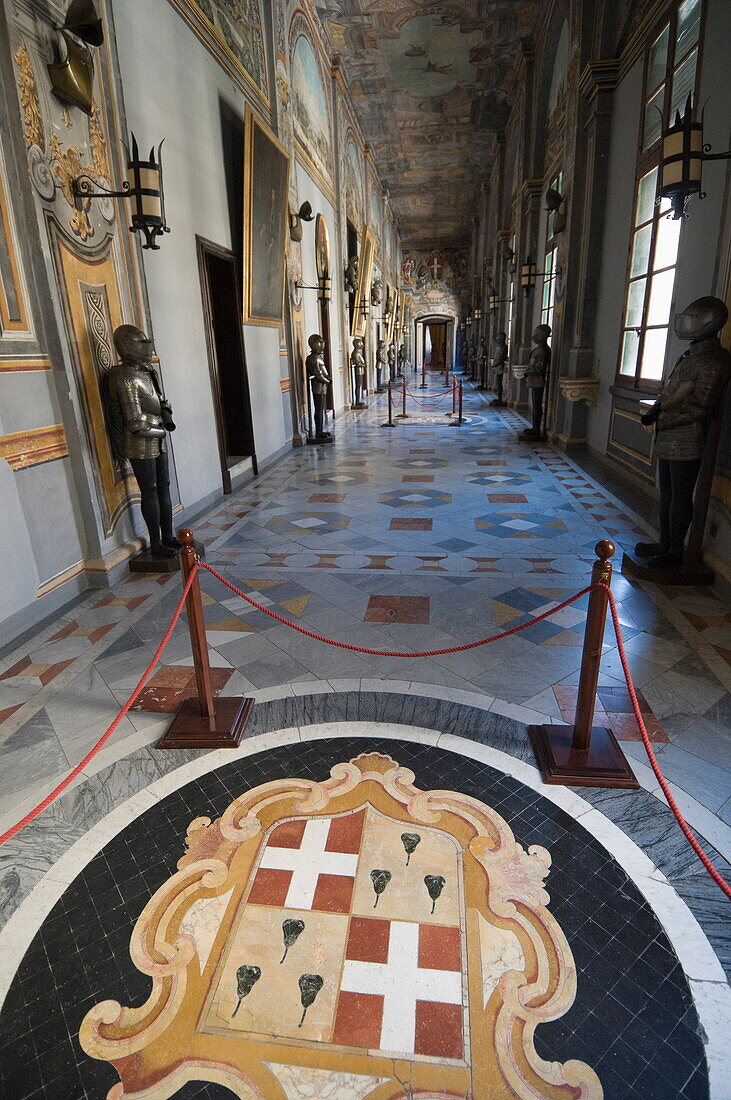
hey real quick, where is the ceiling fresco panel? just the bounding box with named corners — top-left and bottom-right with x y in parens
top-left (316, 1), bottom-right (536, 248)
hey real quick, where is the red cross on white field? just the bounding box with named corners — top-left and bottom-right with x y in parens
top-left (259, 817), bottom-right (358, 909)
top-left (340, 920), bottom-right (463, 1054)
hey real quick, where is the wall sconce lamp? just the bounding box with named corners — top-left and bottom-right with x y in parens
top-left (294, 275), bottom-right (332, 302)
top-left (359, 295), bottom-right (370, 320)
top-left (288, 200), bottom-right (314, 241)
top-left (661, 97), bottom-right (731, 219)
top-left (72, 134), bottom-right (169, 249)
top-left (474, 307), bottom-right (482, 322)
top-left (520, 255), bottom-right (562, 298)
top-left (489, 292), bottom-right (514, 312)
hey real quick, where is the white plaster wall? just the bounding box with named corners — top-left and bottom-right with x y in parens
top-left (585, 59), bottom-right (643, 455)
top-left (111, 0), bottom-right (287, 503)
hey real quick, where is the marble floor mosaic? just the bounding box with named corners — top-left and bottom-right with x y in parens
top-left (0, 727), bottom-right (725, 1100)
top-left (0, 381), bottom-right (729, 1097)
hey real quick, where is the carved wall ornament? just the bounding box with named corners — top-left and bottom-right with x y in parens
top-left (50, 135), bottom-right (94, 240)
top-left (79, 752), bottom-right (602, 1099)
top-left (88, 102), bottom-right (110, 183)
top-left (14, 44), bottom-right (45, 152)
top-left (559, 376), bottom-right (600, 407)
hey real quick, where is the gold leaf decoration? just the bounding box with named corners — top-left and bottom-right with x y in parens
top-left (50, 134), bottom-right (94, 241)
top-left (88, 102), bottom-right (110, 182)
top-left (14, 44), bottom-right (44, 151)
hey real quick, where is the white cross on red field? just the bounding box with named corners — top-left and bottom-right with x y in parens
top-left (259, 817), bottom-right (358, 909)
top-left (340, 920), bottom-right (463, 1054)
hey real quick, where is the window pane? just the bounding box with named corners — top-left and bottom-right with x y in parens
top-left (640, 327), bottom-right (669, 380)
top-left (620, 330), bottom-right (640, 376)
top-left (648, 26), bottom-right (670, 92)
top-left (636, 169), bottom-right (658, 226)
top-left (647, 269), bottom-right (676, 325)
top-left (643, 86), bottom-right (665, 150)
top-left (676, 0), bottom-right (701, 59)
top-left (631, 223), bottom-right (653, 277)
top-left (670, 48), bottom-right (697, 120)
top-left (625, 278), bottom-right (646, 328)
top-left (653, 211), bottom-right (682, 269)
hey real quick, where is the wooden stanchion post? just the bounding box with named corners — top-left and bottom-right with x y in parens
top-left (449, 380), bottom-right (464, 427)
top-left (396, 378), bottom-right (409, 418)
top-left (382, 381), bottom-right (396, 427)
top-left (452, 376), bottom-right (456, 416)
top-left (157, 529), bottom-right (253, 749)
top-left (528, 540), bottom-right (639, 788)
top-left (420, 356), bottom-right (427, 388)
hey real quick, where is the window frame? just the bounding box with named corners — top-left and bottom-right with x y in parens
top-left (615, 0), bottom-right (705, 392)
top-left (541, 172), bottom-right (562, 335)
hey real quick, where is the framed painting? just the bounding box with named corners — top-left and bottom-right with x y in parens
top-left (351, 225), bottom-right (375, 338)
top-left (243, 106), bottom-right (290, 327)
top-left (315, 213), bottom-right (330, 284)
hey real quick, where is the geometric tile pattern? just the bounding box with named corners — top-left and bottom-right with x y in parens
top-left (475, 512), bottom-right (570, 538)
top-left (378, 489), bottom-right (452, 509)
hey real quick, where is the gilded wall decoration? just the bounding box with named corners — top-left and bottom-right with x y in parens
top-left (13, 44), bottom-right (44, 152)
top-left (51, 230), bottom-right (138, 533)
top-left (88, 102), bottom-right (110, 183)
top-left (49, 135), bottom-right (94, 241)
top-left (0, 424), bottom-right (68, 471)
top-left (80, 752), bottom-right (601, 1099)
top-left (167, 0), bottom-right (269, 115)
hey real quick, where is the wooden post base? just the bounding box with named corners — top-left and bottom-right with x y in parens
top-left (157, 696), bottom-right (253, 749)
top-left (621, 550), bottom-right (714, 587)
top-left (528, 723), bottom-right (639, 788)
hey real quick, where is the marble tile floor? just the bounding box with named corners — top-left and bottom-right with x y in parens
top-left (0, 713), bottom-right (728, 1099)
top-left (1, 380), bottom-right (730, 851)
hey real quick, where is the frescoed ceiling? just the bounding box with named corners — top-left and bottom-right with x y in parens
top-left (315, 2), bottom-right (536, 248)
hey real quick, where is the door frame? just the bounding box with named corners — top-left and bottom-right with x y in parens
top-left (196, 235), bottom-right (257, 493)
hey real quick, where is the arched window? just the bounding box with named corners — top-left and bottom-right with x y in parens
top-left (616, 0), bottom-right (703, 389)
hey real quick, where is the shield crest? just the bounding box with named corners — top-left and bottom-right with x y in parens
top-left (81, 753), bottom-right (602, 1098)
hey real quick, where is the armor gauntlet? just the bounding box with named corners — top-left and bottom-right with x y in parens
top-left (130, 413), bottom-right (166, 438)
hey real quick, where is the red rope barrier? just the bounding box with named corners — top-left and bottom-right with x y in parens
top-left (0, 566), bottom-right (200, 847)
top-left (1, 558), bottom-right (728, 904)
top-left (604, 585), bottom-right (731, 900)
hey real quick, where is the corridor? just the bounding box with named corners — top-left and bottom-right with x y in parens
top-left (0, 382), bottom-right (728, 1099)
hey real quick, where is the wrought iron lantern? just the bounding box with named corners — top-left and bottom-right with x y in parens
top-left (520, 256), bottom-right (537, 297)
top-left (660, 97), bottom-right (731, 219)
top-left (73, 133), bottom-right (170, 249)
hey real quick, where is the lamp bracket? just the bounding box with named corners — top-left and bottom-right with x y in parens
top-left (72, 174), bottom-right (130, 202)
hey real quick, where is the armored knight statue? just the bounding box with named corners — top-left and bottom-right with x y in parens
top-left (490, 331), bottom-right (508, 406)
top-left (476, 336), bottom-right (488, 389)
top-left (635, 296), bottom-right (731, 569)
top-left (521, 324), bottom-right (551, 438)
top-left (108, 325), bottom-right (179, 559)
top-left (351, 335), bottom-right (367, 408)
top-left (306, 333), bottom-right (332, 441)
top-left (371, 277), bottom-right (383, 306)
top-left (344, 254), bottom-right (358, 296)
top-left (398, 343), bottom-right (407, 375)
top-left (387, 343), bottom-right (396, 382)
top-left (375, 338), bottom-right (387, 391)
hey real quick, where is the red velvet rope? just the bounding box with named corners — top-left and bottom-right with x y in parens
top-left (1, 563), bottom-right (728, 903)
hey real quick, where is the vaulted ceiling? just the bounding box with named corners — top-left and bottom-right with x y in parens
top-left (316, 1), bottom-right (536, 249)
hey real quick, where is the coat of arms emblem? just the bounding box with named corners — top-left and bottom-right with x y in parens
top-left (81, 753), bottom-right (602, 1098)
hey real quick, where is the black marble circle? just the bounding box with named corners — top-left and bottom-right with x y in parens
top-left (0, 738), bottom-right (707, 1100)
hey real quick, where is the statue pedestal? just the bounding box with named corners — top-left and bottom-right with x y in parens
top-left (307, 435), bottom-right (334, 446)
top-left (128, 539), bottom-right (205, 575)
top-left (621, 549), bottom-right (714, 587)
top-left (518, 430), bottom-right (546, 443)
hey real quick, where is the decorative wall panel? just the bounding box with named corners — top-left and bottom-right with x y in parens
top-left (0, 423), bottom-right (67, 470)
top-left (52, 228), bottom-right (137, 533)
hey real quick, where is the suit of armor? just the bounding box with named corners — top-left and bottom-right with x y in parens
top-left (523, 324), bottom-right (551, 436)
top-left (108, 325), bottom-right (178, 558)
top-left (636, 297), bottom-right (731, 568)
top-left (307, 334), bottom-right (332, 440)
top-left (490, 331), bottom-right (508, 406)
top-left (351, 336), bottom-right (367, 407)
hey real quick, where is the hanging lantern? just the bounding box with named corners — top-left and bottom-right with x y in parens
top-left (660, 96), bottom-right (731, 219)
top-left (520, 256), bottom-right (537, 297)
